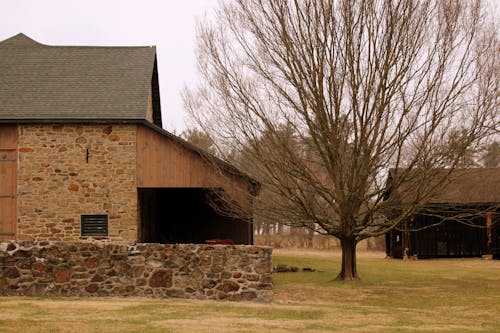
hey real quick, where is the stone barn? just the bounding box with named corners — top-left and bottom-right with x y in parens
top-left (385, 168), bottom-right (500, 259)
top-left (0, 33), bottom-right (258, 245)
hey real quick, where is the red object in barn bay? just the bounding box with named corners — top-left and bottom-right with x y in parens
top-left (205, 239), bottom-right (235, 245)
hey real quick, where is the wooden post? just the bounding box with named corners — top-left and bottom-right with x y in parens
top-left (486, 211), bottom-right (492, 253)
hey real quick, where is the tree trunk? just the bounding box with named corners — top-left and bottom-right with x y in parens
top-left (306, 228), bottom-right (314, 248)
top-left (263, 223), bottom-right (270, 246)
top-left (335, 237), bottom-right (360, 281)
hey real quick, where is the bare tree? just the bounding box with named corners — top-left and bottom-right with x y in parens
top-left (185, 0), bottom-right (499, 280)
top-left (182, 128), bottom-right (216, 153)
top-left (482, 140), bottom-right (500, 167)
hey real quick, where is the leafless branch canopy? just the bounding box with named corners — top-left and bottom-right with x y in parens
top-left (185, 0), bottom-right (499, 242)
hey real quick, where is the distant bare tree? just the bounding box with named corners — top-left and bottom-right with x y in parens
top-left (185, 0), bottom-right (499, 280)
top-left (442, 129), bottom-right (479, 167)
top-left (182, 128), bottom-right (215, 153)
top-left (482, 141), bottom-right (500, 167)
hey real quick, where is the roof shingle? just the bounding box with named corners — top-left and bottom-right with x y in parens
top-left (0, 33), bottom-right (157, 122)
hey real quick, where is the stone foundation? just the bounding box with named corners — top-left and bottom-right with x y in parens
top-left (0, 241), bottom-right (273, 301)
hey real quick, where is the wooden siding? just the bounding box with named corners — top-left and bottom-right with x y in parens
top-left (136, 125), bottom-right (253, 244)
top-left (0, 125), bottom-right (17, 239)
top-left (386, 209), bottom-right (497, 258)
top-left (136, 125), bottom-right (248, 195)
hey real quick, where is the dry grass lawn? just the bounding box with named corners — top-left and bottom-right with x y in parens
top-left (1, 249), bottom-right (499, 332)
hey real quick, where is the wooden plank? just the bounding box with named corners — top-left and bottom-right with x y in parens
top-left (0, 197), bottom-right (16, 239)
top-left (136, 125), bottom-right (251, 207)
top-left (137, 125), bottom-right (228, 188)
top-left (136, 125), bottom-right (148, 186)
top-left (0, 125), bottom-right (18, 149)
top-left (162, 134), bottom-right (169, 185)
top-left (0, 159), bottom-right (16, 196)
top-left (153, 130), bottom-right (163, 184)
top-left (0, 125), bottom-right (17, 239)
top-left (486, 211), bottom-right (492, 249)
top-left (0, 150), bottom-right (16, 162)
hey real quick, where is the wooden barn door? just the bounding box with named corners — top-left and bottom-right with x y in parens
top-left (0, 125), bottom-right (17, 240)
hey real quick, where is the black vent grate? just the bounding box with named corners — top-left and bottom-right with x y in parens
top-left (81, 214), bottom-right (108, 237)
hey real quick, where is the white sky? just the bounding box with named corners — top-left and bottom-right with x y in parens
top-left (0, 0), bottom-right (220, 132)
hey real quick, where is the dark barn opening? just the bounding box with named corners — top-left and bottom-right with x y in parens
top-left (386, 207), bottom-right (499, 259)
top-left (384, 168), bottom-right (500, 259)
top-left (386, 217), bottom-right (488, 259)
top-left (138, 188), bottom-right (253, 245)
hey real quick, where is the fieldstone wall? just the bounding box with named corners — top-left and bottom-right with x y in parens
top-left (0, 241), bottom-right (273, 301)
top-left (17, 124), bottom-right (138, 243)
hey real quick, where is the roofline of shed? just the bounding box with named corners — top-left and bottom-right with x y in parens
top-left (391, 202), bottom-right (500, 208)
top-left (420, 202), bottom-right (500, 207)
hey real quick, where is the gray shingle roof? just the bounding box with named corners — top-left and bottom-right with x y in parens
top-left (0, 33), bottom-right (159, 122)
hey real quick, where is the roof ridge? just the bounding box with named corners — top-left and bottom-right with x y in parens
top-left (44, 45), bottom-right (156, 49)
top-left (0, 33), bottom-right (42, 46)
top-left (0, 33), bottom-right (155, 49)
top-left (0, 33), bottom-right (158, 123)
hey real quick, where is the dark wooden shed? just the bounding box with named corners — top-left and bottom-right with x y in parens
top-left (385, 168), bottom-right (500, 259)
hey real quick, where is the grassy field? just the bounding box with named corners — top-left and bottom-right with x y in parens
top-left (1, 249), bottom-right (499, 332)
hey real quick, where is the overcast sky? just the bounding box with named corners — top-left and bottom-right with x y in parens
top-left (0, 0), bottom-right (220, 132)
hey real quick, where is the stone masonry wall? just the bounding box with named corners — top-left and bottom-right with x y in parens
top-left (17, 124), bottom-right (138, 243)
top-left (0, 241), bottom-right (273, 301)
